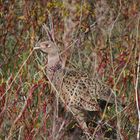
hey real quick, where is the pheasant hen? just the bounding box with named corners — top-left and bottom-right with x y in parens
top-left (34, 41), bottom-right (117, 133)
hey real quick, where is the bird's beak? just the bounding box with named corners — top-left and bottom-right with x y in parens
top-left (34, 47), bottom-right (40, 50)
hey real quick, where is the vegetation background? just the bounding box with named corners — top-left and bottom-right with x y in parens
top-left (0, 0), bottom-right (140, 140)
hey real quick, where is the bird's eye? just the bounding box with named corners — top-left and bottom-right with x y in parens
top-left (48, 44), bottom-right (51, 48)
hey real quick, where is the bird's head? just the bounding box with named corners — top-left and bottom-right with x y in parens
top-left (34, 41), bottom-right (58, 55)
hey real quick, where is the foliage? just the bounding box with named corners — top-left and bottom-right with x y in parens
top-left (0, 0), bottom-right (139, 139)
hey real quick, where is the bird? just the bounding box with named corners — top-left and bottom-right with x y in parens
top-left (34, 41), bottom-right (117, 134)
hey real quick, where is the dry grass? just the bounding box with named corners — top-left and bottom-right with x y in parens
top-left (0, 0), bottom-right (140, 140)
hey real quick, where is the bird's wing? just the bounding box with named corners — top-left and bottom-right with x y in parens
top-left (62, 69), bottom-right (100, 111)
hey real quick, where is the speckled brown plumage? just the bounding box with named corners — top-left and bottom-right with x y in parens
top-left (34, 41), bottom-right (117, 133)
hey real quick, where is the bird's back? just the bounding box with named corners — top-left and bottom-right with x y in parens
top-left (53, 69), bottom-right (116, 112)
top-left (62, 69), bottom-right (98, 110)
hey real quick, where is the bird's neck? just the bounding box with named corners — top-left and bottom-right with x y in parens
top-left (47, 53), bottom-right (62, 79)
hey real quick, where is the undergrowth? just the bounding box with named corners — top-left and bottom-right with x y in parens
top-left (0, 0), bottom-right (140, 140)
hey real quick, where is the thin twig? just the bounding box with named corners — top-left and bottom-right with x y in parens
top-left (18, 126), bottom-right (24, 140)
top-left (135, 53), bottom-right (140, 140)
top-left (135, 13), bottom-right (140, 140)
